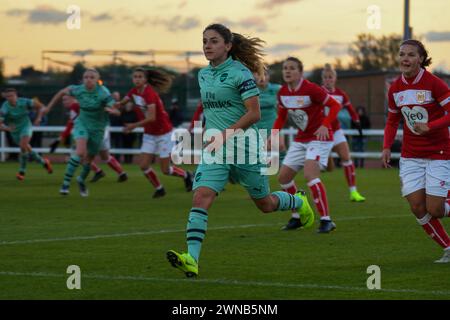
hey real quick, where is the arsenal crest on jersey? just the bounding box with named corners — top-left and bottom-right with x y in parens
top-left (416, 91), bottom-right (426, 104)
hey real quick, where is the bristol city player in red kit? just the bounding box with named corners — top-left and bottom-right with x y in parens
top-left (274, 57), bottom-right (341, 233)
top-left (382, 40), bottom-right (450, 263)
top-left (48, 95), bottom-right (80, 153)
top-left (321, 63), bottom-right (366, 202)
top-left (117, 67), bottom-right (193, 198)
top-left (189, 101), bottom-right (204, 133)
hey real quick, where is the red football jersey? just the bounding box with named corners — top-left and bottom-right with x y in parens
top-left (275, 78), bottom-right (334, 142)
top-left (322, 86), bottom-right (359, 132)
top-left (189, 101), bottom-right (204, 131)
top-left (127, 85), bottom-right (172, 135)
top-left (385, 68), bottom-right (450, 159)
top-left (61, 103), bottom-right (80, 140)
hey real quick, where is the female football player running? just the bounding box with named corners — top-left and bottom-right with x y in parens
top-left (274, 57), bottom-right (341, 233)
top-left (44, 68), bottom-right (117, 197)
top-left (382, 40), bottom-right (450, 263)
top-left (321, 63), bottom-right (366, 202)
top-left (115, 67), bottom-right (193, 198)
top-left (0, 88), bottom-right (52, 180)
top-left (166, 23), bottom-right (314, 277)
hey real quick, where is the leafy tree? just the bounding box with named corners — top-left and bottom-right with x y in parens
top-left (66, 62), bottom-right (86, 85)
top-left (348, 33), bottom-right (402, 71)
top-left (20, 66), bottom-right (44, 78)
top-left (307, 66), bottom-right (324, 85)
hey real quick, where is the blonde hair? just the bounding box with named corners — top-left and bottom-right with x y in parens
top-left (84, 68), bottom-right (100, 79)
top-left (204, 23), bottom-right (266, 77)
top-left (321, 63), bottom-right (337, 78)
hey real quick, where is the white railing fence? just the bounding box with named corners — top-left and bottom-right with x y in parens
top-left (0, 126), bottom-right (402, 162)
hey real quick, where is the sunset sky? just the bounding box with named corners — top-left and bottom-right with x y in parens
top-left (1, 0), bottom-right (449, 75)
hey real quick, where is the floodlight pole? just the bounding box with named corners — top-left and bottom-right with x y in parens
top-left (403, 0), bottom-right (412, 40)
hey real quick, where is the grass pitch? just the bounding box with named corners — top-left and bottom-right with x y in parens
top-left (0, 162), bottom-right (449, 299)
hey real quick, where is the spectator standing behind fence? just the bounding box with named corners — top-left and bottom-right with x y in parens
top-left (351, 106), bottom-right (371, 168)
top-left (168, 98), bottom-right (183, 127)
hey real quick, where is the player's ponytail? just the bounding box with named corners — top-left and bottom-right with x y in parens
top-left (400, 39), bottom-right (432, 68)
top-left (203, 23), bottom-right (266, 77)
top-left (145, 69), bottom-right (173, 94)
top-left (230, 32), bottom-right (266, 76)
top-left (133, 67), bottom-right (174, 94)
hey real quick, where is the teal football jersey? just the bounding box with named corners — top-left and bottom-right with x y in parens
top-left (257, 82), bottom-right (281, 130)
top-left (68, 84), bottom-right (114, 130)
top-left (0, 98), bottom-right (34, 130)
top-left (198, 57), bottom-right (264, 164)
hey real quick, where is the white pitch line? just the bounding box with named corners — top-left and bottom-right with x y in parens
top-left (0, 214), bottom-right (410, 246)
top-left (0, 223), bottom-right (270, 246)
top-left (0, 270), bottom-right (449, 297)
